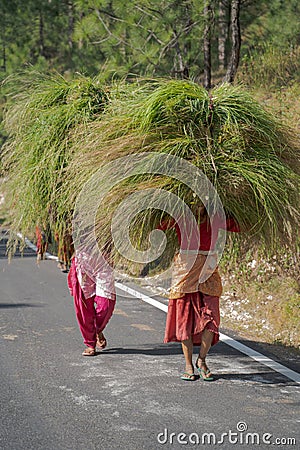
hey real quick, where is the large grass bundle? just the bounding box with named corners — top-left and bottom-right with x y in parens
top-left (136, 81), bottom-right (300, 241)
top-left (2, 71), bottom-right (109, 254)
top-left (64, 79), bottom-right (300, 276)
top-left (2, 76), bottom-right (299, 274)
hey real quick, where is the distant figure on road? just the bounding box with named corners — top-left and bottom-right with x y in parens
top-left (55, 230), bottom-right (74, 273)
top-left (67, 248), bottom-right (116, 356)
top-left (35, 223), bottom-right (50, 262)
top-left (159, 203), bottom-right (240, 381)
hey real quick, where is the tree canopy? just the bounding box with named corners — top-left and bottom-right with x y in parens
top-left (0, 0), bottom-right (299, 82)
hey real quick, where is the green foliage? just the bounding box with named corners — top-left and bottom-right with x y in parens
top-left (2, 71), bottom-right (109, 253)
top-left (0, 0), bottom-right (300, 84)
top-left (0, 1), bottom-right (75, 74)
top-left (240, 0), bottom-right (300, 52)
top-left (73, 0), bottom-right (204, 78)
top-left (239, 45), bottom-right (300, 89)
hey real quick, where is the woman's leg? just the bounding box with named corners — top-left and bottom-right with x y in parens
top-left (196, 294), bottom-right (220, 379)
top-left (197, 328), bottom-right (214, 376)
top-left (73, 292), bottom-right (97, 350)
top-left (94, 295), bottom-right (116, 348)
top-left (200, 328), bottom-right (214, 358)
top-left (181, 337), bottom-right (195, 379)
top-left (68, 258), bottom-right (97, 354)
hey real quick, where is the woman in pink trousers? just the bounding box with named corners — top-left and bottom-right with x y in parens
top-left (68, 251), bottom-right (116, 356)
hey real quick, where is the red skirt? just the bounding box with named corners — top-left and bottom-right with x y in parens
top-left (164, 292), bottom-right (220, 346)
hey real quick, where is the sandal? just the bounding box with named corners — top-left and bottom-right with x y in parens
top-left (82, 347), bottom-right (96, 356)
top-left (181, 372), bottom-right (196, 381)
top-left (196, 357), bottom-right (214, 381)
top-left (96, 332), bottom-right (107, 349)
top-left (198, 368), bottom-right (214, 381)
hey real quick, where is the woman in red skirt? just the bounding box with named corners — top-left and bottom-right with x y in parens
top-left (160, 204), bottom-right (240, 381)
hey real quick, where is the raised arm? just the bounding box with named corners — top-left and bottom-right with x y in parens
top-left (225, 216), bottom-right (240, 233)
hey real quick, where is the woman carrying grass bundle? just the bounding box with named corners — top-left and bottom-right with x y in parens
top-left (35, 223), bottom-right (51, 262)
top-left (35, 225), bottom-right (47, 261)
top-left (55, 231), bottom-right (74, 273)
top-left (159, 203), bottom-right (240, 381)
top-left (67, 249), bottom-right (116, 356)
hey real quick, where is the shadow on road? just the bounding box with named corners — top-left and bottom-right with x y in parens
top-left (0, 303), bottom-right (45, 309)
top-left (102, 342), bottom-right (299, 386)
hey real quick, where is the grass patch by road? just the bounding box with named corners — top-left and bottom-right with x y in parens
top-left (220, 266), bottom-right (300, 349)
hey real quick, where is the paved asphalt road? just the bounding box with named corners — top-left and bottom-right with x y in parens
top-left (0, 231), bottom-right (299, 450)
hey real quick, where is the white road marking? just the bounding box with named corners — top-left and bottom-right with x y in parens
top-left (219, 333), bottom-right (300, 384)
top-left (16, 232), bottom-right (58, 261)
top-left (115, 282), bottom-right (168, 313)
top-left (116, 282), bottom-right (300, 385)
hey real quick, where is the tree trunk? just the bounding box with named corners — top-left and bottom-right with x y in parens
top-left (224, 0), bottom-right (241, 83)
top-left (39, 11), bottom-right (45, 57)
top-left (218, 0), bottom-right (228, 71)
top-left (67, 1), bottom-right (74, 49)
top-left (173, 30), bottom-right (189, 79)
top-left (1, 33), bottom-right (6, 72)
top-left (2, 44), bottom-right (6, 72)
top-left (203, 1), bottom-right (213, 90)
